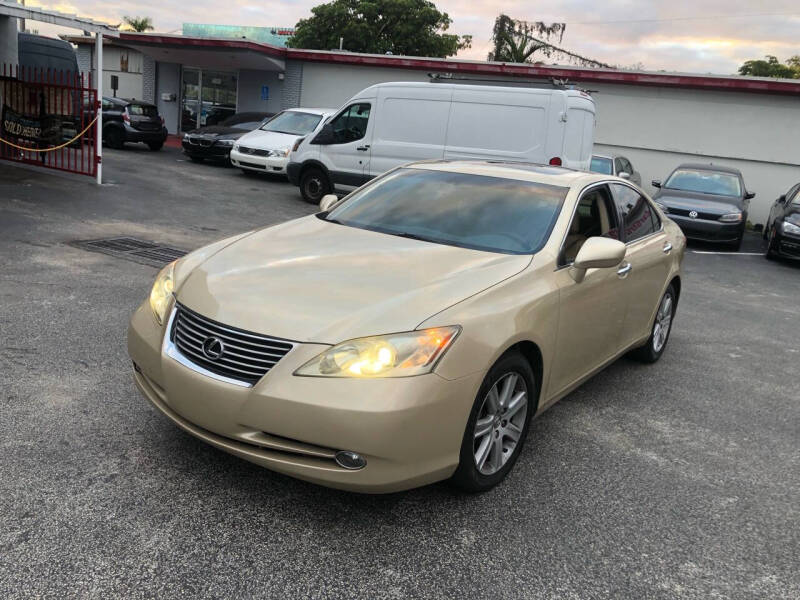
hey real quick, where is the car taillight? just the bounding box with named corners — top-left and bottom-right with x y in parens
top-left (122, 111), bottom-right (130, 123)
top-left (160, 116), bottom-right (165, 126)
top-left (549, 157), bottom-right (562, 166)
top-left (292, 137), bottom-right (305, 152)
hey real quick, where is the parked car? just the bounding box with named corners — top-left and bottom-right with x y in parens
top-left (182, 112), bottom-right (273, 164)
top-left (288, 82), bottom-right (597, 203)
top-left (652, 163), bottom-right (753, 250)
top-left (230, 108), bottom-right (335, 177)
top-left (128, 161), bottom-right (684, 493)
top-left (590, 153), bottom-right (642, 185)
top-left (764, 182), bottom-right (800, 260)
top-left (100, 97), bottom-right (168, 151)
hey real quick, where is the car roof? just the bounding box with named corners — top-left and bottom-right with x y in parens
top-left (285, 107), bottom-right (337, 115)
top-left (103, 97), bottom-right (156, 107)
top-left (407, 160), bottom-right (610, 187)
top-left (673, 162), bottom-right (743, 176)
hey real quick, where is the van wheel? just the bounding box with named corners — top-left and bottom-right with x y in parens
top-left (300, 167), bottom-right (331, 204)
top-left (450, 352), bottom-right (535, 493)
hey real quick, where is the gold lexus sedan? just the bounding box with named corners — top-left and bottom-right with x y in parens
top-left (128, 161), bottom-right (685, 493)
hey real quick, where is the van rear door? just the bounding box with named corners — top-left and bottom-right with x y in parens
top-left (561, 93), bottom-right (596, 170)
top-left (367, 84), bottom-right (451, 176)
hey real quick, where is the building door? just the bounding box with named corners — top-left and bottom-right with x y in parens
top-left (180, 68), bottom-right (238, 132)
top-left (181, 68), bottom-right (201, 132)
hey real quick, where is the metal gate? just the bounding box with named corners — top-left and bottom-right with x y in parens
top-left (0, 64), bottom-right (98, 177)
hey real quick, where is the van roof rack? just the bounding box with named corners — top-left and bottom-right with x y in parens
top-left (427, 72), bottom-right (591, 94)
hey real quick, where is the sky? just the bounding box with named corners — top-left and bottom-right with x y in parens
top-left (22, 0), bottom-right (800, 75)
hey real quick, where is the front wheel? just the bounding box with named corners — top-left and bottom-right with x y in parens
top-left (630, 284), bottom-right (676, 363)
top-left (299, 167), bottom-right (331, 204)
top-left (450, 352), bottom-right (535, 492)
top-left (104, 127), bottom-right (124, 149)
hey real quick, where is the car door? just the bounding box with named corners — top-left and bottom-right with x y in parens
top-left (610, 183), bottom-right (671, 349)
top-left (622, 157), bottom-right (641, 186)
top-left (550, 184), bottom-right (630, 396)
top-left (322, 102), bottom-right (373, 188)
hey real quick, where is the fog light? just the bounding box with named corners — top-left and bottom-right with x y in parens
top-left (335, 450), bottom-right (367, 470)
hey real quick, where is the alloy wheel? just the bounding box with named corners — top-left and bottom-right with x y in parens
top-left (653, 292), bottom-right (673, 353)
top-left (473, 372), bottom-right (528, 476)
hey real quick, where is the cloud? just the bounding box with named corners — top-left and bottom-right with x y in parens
top-left (26, 0), bottom-right (800, 74)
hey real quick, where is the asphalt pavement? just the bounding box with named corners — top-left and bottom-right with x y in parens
top-left (1, 146), bottom-right (798, 599)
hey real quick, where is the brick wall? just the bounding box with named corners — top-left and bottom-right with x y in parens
top-left (142, 55), bottom-right (155, 104)
top-left (281, 60), bottom-right (303, 109)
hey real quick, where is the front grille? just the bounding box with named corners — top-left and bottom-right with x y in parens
top-left (171, 303), bottom-right (294, 385)
top-left (238, 160), bottom-right (264, 169)
top-left (237, 146), bottom-right (269, 157)
top-left (669, 207), bottom-right (721, 221)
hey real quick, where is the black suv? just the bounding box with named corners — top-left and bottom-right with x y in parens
top-left (101, 97), bottom-right (168, 151)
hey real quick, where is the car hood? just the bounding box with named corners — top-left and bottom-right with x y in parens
top-left (654, 189), bottom-right (742, 215)
top-left (176, 216), bottom-right (531, 343)
top-left (235, 129), bottom-right (300, 149)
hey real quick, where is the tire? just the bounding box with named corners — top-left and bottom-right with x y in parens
top-left (299, 167), bottom-right (332, 204)
top-left (147, 142), bottom-right (164, 151)
top-left (104, 128), bottom-right (124, 149)
top-left (765, 226), bottom-right (778, 260)
top-left (630, 283), bottom-right (676, 363)
top-left (189, 155), bottom-right (204, 163)
top-left (450, 352), bottom-right (536, 493)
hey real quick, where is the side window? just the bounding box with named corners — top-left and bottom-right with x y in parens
top-left (611, 183), bottom-right (660, 243)
top-left (614, 157), bottom-right (625, 175)
top-left (101, 99), bottom-right (114, 111)
top-left (789, 185), bottom-right (800, 206)
top-left (560, 185), bottom-right (620, 265)
top-left (621, 158), bottom-right (633, 174)
top-left (329, 103), bottom-right (371, 144)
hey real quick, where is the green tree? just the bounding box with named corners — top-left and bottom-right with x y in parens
top-left (738, 55), bottom-right (798, 78)
top-left (122, 16), bottom-right (154, 33)
top-left (287, 0), bottom-right (471, 58)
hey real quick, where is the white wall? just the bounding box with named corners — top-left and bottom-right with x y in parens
top-left (300, 63), bottom-right (429, 108)
top-left (237, 69), bottom-right (284, 114)
top-left (155, 62), bottom-right (181, 134)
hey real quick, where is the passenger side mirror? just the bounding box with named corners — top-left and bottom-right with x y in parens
top-left (651, 180), bottom-right (662, 188)
top-left (745, 191), bottom-right (755, 200)
top-left (311, 123), bottom-right (335, 145)
top-left (319, 193), bottom-right (338, 212)
top-left (570, 237), bottom-right (627, 283)
top-left (777, 195), bottom-right (786, 204)
top-left (618, 171), bottom-right (631, 180)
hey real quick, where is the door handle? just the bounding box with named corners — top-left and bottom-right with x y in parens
top-left (356, 145), bottom-right (370, 151)
top-left (663, 242), bottom-right (673, 254)
top-left (617, 262), bottom-right (632, 277)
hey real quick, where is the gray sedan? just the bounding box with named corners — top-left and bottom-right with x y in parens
top-left (590, 153), bottom-right (642, 186)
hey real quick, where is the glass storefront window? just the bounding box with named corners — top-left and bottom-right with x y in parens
top-left (180, 68), bottom-right (237, 132)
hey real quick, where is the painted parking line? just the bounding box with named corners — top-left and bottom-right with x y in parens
top-left (691, 251), bottom-right (763, 255)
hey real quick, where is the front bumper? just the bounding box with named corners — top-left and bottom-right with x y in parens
top-left (127, 301), bottom-right (481, 493)
top-left (182, 140), bottom-right (232, 159)
top-left (775, 228), bottom-right (800, 258)
top-left (667, 214), bottom-right (742, 243)
top-left (124, 123), bottom-right (168, 144)
top-left (230, 149), bottom-right (288, 174)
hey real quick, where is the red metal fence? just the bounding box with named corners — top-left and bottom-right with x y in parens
top-left (0, 64), bottom-right (98, 177)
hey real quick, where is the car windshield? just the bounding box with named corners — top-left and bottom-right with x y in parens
top-left (322, 168), bottom-right (568, 255)
top-left (128, 104), bottom-right (158, 117)
top-left (665, 169), bottom-right (742, 197)
top-left (590, 156), bottom-right (613, 175)
top-left (260, 111), bottom-right (322, 135)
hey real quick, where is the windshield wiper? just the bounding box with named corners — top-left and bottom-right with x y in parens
top-left (392, 231), bottom-right (438, 244)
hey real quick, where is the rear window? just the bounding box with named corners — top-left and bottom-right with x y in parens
top-left (127, 104), bottom-right (158, 117)
top-left (590, 156), bottom-right (613, 175)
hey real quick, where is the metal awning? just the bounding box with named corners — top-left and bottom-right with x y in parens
top-left (0, 0), bottom-right (119, 36)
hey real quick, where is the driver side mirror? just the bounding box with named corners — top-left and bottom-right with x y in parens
top-left (618, 171), bottom-right (631, 180)
top-left (745, 191), bottom-right (756, 200)
top-left (311, 123), bottom-right (334, 145)
top-left (777, 194), bottom-right (786, 204)
top-left (570, 237), bottom-right (626, 283)
top-left (651, 180), bottom-right (662, 188)
top-left (319, 193), bottom-right (338, 212)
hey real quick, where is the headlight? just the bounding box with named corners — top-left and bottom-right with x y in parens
top-left (268, 148), bottom-right (289, 157)
top-left (149, 261), bottom-right (175, 325)
top-left (182, 133), bottom-right (189, 141)
top-left (233, 144), bottom-right (240, 151)
top-left (719, 212), bottom-right (743, 223)
top-left (295, 326), bottom-right (460, 378)
top-left (783, 221), bottom-right (800, 235)
top-left (217, 139), bottom-right (235, 146)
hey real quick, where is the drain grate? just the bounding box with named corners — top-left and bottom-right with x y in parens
top-left (72, 237), bottom-right (188, 267)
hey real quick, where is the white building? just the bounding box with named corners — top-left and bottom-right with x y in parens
top-left (68, 32), bottom-right (800, 224)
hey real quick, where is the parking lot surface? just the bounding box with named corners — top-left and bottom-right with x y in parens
top-left (1, 147), bottom-right (798, 599)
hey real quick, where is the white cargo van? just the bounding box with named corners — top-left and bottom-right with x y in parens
top-left (286, 81), bottom-right (596, 203)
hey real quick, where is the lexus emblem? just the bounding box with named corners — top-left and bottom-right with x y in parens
top-left (202, 336), bottom-right (225, 360)
top-left (689, 210), bottom-right (698, 219)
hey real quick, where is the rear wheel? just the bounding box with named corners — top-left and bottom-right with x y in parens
top-left (104, 128), bottom-right (124, 149)
top-left (147, 142), bottom-right (163, 151)
top-left (300, 167), bottom-right (331, 204)
top-left (451, 352), bottom-right (535, 492)
top-left (630, 284), bottom-right (676, 363)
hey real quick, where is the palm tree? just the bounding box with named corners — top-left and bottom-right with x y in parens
top-left (494, 33), bottom-right (544, 63)
top-left (122, 16), bottom-right (154, 32)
